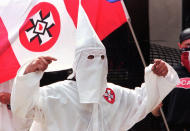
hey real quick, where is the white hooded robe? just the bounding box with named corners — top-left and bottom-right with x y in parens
top-left (11, 63), bottom-right (179, 131)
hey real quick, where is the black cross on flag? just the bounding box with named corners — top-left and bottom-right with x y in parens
top-left (25, 10), bottom-right (55, 45)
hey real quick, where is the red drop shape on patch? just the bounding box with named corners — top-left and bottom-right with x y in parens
top-left (103, 88), bottom-right (115, 104)
top-left (39, 24), bottom-right (43, 31)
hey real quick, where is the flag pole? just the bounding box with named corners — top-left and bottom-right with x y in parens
top-left (120, 0), bottom-right (170, 131)
top-left (160, 107), bottom-right (170, 131)
top-left (120, 0), bottom-right (146, 67)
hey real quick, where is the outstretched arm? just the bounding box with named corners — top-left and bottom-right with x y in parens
top-left (11, 56), bottom-right (56, 119)
top-left (24, 56), bottom-right (57, 74)
top-left (118, 60), bottom-right (179, 130)
top-left (152, 59), bottom-right (168, 77)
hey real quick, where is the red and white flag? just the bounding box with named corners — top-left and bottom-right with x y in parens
top-left (0, 0), bottom-right (76, 83)
top-left (0, 0), bottom-right (127, 84)
top-left (64, 0), bottom-right (127, 40)
top-left (82, 0), bottom-right (127, 40)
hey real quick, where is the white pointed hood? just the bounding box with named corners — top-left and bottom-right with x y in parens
top-left (71, 3), bottom-right (108, 104)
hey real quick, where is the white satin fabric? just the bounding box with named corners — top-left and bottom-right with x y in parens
top-left (11, 63), bottom-right (179, 131)
top-left (0, 79), bottom-right (31, 131)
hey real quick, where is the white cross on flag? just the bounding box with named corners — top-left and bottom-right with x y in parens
top-left (25, 10), bottom-right (55, 45)
top-left (0, 0), bottom-right (127, 84)
top-left (0, 0), bottom-right (77, 83)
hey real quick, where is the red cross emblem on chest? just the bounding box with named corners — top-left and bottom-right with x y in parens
top-left (104, 88), bottom-right (115, 104)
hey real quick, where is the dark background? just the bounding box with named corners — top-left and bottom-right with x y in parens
top-left (183, 0), bottom-right (190, 30)
top-left (102, 0), bottom-right (149, 88)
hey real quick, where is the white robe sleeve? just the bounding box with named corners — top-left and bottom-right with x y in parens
top-left (0, 79), bottom-right (33, 131)
top-left (11, 63), bottom-right (44, 121)
top-left (119, 63), bottom-right (179, 130)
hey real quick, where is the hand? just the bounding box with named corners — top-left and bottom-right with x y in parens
top-left (24, 56), bottom-right (57, 74)
top-left (151, 103), bottom-right (163, 117)
top-left (152, 59), bottom-right (168, 77)
top-left (0, 92), bottom-right (11, 105)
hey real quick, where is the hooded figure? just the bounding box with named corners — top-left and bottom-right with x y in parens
top-left (70, 3), bottom-right (108, 104)
top-left (11, 2), bottom-right (179, 131)
top-left (70, 4), bottom-right (109, 130)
